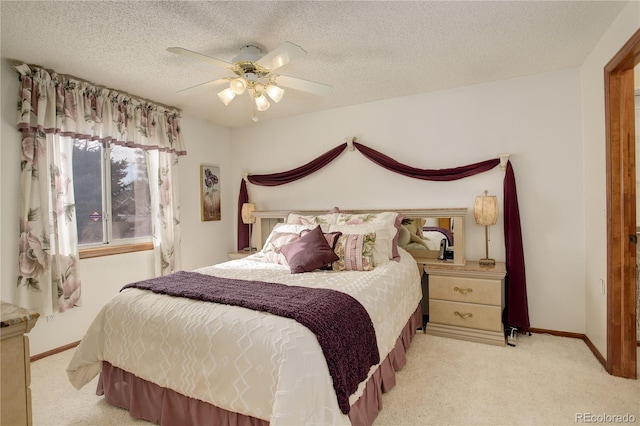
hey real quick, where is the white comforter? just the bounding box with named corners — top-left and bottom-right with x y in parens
top-left (67, 248), bottom-right (421, 425)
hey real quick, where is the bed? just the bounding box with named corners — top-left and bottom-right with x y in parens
top-left (66, 209), bottom-right (450, 425)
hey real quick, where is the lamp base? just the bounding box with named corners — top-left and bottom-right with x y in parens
top-left (479, 258), bottom-right (496, 267)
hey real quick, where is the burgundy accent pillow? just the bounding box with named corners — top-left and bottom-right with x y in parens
top-left (301, 229), bottom-right (343, 270)
top-left (281, 226), bottom-right (340, 274)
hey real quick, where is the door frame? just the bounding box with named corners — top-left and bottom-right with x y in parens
top-left (605, 27), bottom-right (639, 379)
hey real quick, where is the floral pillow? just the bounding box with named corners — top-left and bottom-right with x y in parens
top-left (336, 212), bottom-right (398, 226)
top-left (285, 212), bottom-right (338, 230)
top-left (332, 233), bottom-right (376, 271)
top-left (329, 221), bottom-right (395, 266)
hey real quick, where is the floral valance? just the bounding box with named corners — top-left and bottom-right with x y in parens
top-left (15, 64), bottom-right (186, 155)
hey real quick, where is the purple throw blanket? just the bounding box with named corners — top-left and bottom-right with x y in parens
top-left (122, 271), bottom-right (379, 414)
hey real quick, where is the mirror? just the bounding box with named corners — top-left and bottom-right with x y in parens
top-left (400, 212), bottom-right (465, 266)
top-left (399, 217), bottom-right (454, 259)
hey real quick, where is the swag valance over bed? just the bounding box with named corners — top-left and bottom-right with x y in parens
top-left (236, 140), bottom-right (530, 333)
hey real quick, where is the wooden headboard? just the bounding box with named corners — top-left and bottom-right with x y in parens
top-left (252, 208), bottom-right (467, 266)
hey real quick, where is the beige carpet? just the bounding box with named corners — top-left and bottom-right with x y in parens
top-left (31, 333), bottom-right (639, 425)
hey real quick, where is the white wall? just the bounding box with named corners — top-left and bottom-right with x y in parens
top-left (582, 1), bottom-right (640, 357)
top-left (231, 67), bottom-right (586, 333)
top-left (176, 116), bottom-right (234, 271)
top-left (0, 59), bottom-right (233, 355)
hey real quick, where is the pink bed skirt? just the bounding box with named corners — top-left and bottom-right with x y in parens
top-left (97, 305), bottom-right (422, 426)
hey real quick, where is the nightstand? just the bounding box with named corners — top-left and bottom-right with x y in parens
top-left (423, 261), bottom-right (506, 346)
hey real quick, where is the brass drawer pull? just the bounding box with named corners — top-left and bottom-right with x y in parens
top-left (454, 311), bottom-right (473, 319)
top-left (453, 286), bottom-right (473, 295)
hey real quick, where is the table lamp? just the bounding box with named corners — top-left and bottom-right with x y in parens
top-left (241, 202), bottom-right (256, 252)
top-left (474, 190), bottom-right (498, 267)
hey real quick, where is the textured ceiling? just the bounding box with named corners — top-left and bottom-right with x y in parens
top-left (0, 1), bottom-right (628, 128)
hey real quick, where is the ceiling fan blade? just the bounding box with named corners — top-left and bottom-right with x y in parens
top-left (257, 42), bottom-right (307, 71)
top-left (176, 78), bottom-right (229, 94)
top-left (167, 47), bottom-right (233, 70)
top-left (275, 75), bottom-right (333, 97)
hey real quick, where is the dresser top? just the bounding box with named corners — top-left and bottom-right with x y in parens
top-left (1, 301), bottom-right (40, 327)
top-left (424, 260), bottom-right (506, 279)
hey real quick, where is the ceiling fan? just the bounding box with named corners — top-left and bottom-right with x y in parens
top-left (167, 42), bottom-right (332, 121)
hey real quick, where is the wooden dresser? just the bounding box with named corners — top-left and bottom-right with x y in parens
top-left (424, 261), bottom-right (506, 346)
top-left (1, 302), bottom-right (39, 426)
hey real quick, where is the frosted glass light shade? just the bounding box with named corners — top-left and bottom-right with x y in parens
top-left (254, 93), bottom-right (270, 111)
top-left (230, 78), bottom-right (247, 95)
top-left (218, 88), bottom-right (236, 105)
top-left (266, 84), bottom-right (284, 103)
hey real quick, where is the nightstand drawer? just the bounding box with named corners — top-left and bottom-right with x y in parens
top-left (429, 299), bottom-right (502, 332)
top-left (429, 275), bottom-right (501, 305)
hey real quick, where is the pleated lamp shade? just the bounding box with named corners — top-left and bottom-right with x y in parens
top-left (241, 203), bottom-right (256, 224)
top-left (474, 191), bottom-right (498, 226)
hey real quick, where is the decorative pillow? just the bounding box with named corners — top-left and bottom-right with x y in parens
top-left (329, 222), bottom-right (393, 266)
top-left (300, 229), bottom-right (343, 270)
top-left (285, 212), bottom-right (338, 229)
top-left (261, 231), bottom-right (301, 264)
top-left (267, 223), bottom-right (317, 235)
top-left (336, 212), bottom-right (401, 262)
top-left (281, 226), bottom-right (339, 274)
top-left (260, 223), bottom-right (317, 264)
top-left (336, 212), bottom-right (398, 226)
top-left (332, 233), bottom-right (376, 271)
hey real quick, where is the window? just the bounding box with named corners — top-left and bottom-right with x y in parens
top-left (73, 140), bottom-right (152, 247)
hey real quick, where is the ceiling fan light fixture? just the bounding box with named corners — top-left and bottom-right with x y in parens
top-left (218, 87), bottom-right (236, 105)
top-left (230, 78), bottom-right (247, 95)
top-left (265, 84), bottom-right (284, 103)
top-left (169, 41), bottom-right (333, 122)
top-left (254, 92), bottom-right (270, 111)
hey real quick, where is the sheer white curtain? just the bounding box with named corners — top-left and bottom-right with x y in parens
top-left (15, 64), bottom-right (187, 315)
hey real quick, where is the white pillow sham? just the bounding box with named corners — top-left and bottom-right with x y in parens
top-left (260, 223), bottom-right (317, 264)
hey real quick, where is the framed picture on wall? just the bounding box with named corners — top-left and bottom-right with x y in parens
top-left (200, 164), bottom-right (221, 221)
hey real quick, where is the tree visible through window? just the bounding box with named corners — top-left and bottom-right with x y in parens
top-left (73, 140), bottom-right (151, 246)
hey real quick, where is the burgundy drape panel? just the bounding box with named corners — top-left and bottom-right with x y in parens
top-left (237, 143), bottom-right (348, 249)
top-left (237, 178), bottom-right (250, 253)
top-left (248, 143), bottom-right (348, 187)
top-left (354, 142), bottom-right (501, 181)
top-left (237, 141), bottom-right (529, 332)
top-left (503, 161), bottom-right (530, 331)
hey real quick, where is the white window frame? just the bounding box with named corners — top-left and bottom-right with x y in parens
top-left (77, 141), bottom-right (152, 250)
